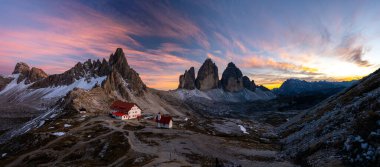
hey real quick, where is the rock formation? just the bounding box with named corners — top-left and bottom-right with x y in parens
top-left (178, 67), bottom-right (196, 89)
top-left (102, 70), bottom-right (131, 100)
top-left (30, 48), bottom-right (146, 95)
top-left (98, 58), bottom-right (111, 76)
top-left (109, 48), bottom-right (146, 95)
top-left (26, 67), bottom-right (48, 84)
top-left (30, 61), bottom-right (94, 88)
top-left (195, 59), bottom-right (219, 90)
top-left (221, 62), bottom-right (244, 92)
top-left (242, 76), bottom-right (256, 91)
top-left (12, 62), bottom-right (48, 84)
top-left (13, 62), bottom-right (30, 83)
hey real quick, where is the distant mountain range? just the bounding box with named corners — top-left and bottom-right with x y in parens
top-left (273, 79), bottom-right (356, 96)
top-left (278, 68), bottom-right (380, 167)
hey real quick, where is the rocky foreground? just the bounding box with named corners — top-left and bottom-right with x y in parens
top-left (0, 107), bottom-right (296, 167)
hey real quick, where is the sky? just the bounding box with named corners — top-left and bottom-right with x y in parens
top-left (1, 0), bottom-right (380, 90)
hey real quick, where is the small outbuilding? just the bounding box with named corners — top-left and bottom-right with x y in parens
top-left (155, 112), bottom-right (173, 129)
top-left (110, 100), bottom-right (141, 120)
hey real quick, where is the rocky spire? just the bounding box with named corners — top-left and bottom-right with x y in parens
top-left (108, 48), bottom-right (146, 95)
top-left (195, 58), bottom-right (219, 90)
top-left (109, 48), bottom-right (130, 75)
top-left (221, 62), bottom-right (244, 92)
top-left (178, 67), bottom-right (196, 89)
top-left (98, 58), bottom-right (110, 76)
top-left (242, 76), bottom-right (256, 91)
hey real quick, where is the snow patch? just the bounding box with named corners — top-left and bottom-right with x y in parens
top-left (38, 120), bottom-right (45, 128)
top-left (43, 76), bottom-right (106, 98)
top-left (64, 124), bottom-right (72, 128)
top-left (52, 132), bottom-right (66, 136)
top-left (238, 125), bottom-right (249, 134)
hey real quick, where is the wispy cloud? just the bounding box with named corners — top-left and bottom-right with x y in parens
top-left (242, 56), bottom-right (320, 75)
top-left (334, 34), bottom-right (371, 67)
top-left (0, 1), bottom-right (207, 90)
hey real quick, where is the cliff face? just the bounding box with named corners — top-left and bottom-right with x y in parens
top-left (109, 48), bottom-right (146, 95)
top-left (178, 67), bottom-right (196, 90)
top-left (221, 62), bottom-right (244, 92)
top-left (195, 59), bottom-right (219, 90)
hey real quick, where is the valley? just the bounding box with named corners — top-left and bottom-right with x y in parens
top-left (0, 48), bottom-right (378, 167)
top-left (0, 107), bottom-right (295, 167)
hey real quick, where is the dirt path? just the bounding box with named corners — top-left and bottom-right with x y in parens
top-left (3, 114), bottom-right (297, 167)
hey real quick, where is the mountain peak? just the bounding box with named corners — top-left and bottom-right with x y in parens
top-left (109, 48), bottom-right (128, 66)
top-left (227, 62), bottom-right (236, 68)
top-left (221, 62), bottom-right (243, 92)
top-left (195, 58), bottom-right (219, 90)
top-left (178, 67), bottom-right (196, 89)
top-left (107, 48), bottom-right (146, 95)
top-left (12, 62), bottom-right (30, 75)
top-left (11, 62), bottom-right (48, 84)
top-left (30, 48), bottom-right (146, 95)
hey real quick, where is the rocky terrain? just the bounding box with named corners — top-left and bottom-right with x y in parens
top-left (278, 69), bottom-right (380, 166)
top-left (0, 47), bottom-right (378, 166)
top-left (0, 76), bottom-right (12, 91)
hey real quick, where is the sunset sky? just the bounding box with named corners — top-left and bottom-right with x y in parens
top-left (1, 0), bottom-right (380, 90)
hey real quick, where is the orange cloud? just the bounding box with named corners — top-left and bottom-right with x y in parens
top-left (140, 74), bottom-right (181, 90)
top-left (243, 56), bottom-right (319, 74)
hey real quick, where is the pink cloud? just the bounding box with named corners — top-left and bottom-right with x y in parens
top-left (0, 2), bottom-right (208, 90)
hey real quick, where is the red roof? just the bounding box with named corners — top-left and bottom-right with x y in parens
top-left (158, 115), bottom-right (172, 124)
top-left (112, 111), bottom-right (126, 117)
top-left (110, 100), bottom-right (135, 111)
